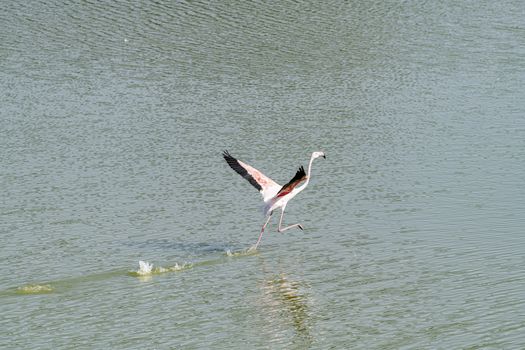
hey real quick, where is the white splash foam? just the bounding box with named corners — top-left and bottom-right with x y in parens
top-left (226, 247), bottom-right (258, 257)
top-left (133, 260), bottom-right (192, 277)
top-left (17, 284), bottom-right (53, 294)
top-left (158, 263), bottom-right (189, 273)
top-left (137, 260), bottom-right (153, 275)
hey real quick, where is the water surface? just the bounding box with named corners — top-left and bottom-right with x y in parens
top-left (1, 1), bottom-right (524, 348)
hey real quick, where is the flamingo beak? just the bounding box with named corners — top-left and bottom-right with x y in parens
top-left (323, 154), bottom-right (326, 159)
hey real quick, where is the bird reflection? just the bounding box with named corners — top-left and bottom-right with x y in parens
top-left (260, 272), bottom-right (314, 347)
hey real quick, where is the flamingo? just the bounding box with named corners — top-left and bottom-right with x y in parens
top-left (223, 150), bottom-right (326, 250)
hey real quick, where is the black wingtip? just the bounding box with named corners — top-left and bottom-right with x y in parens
top-left (222, 150), bottom-right (262, 192)
top-left (299, 165), bottom-right (306, 177)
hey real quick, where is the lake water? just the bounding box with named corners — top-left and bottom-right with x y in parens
top-left (1, 1), bottom-right (524, 349)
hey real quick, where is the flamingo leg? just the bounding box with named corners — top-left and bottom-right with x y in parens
top-left (277, 206), bottom-right (304, 233)
top-left (253, 211), bottom-right (273, 250)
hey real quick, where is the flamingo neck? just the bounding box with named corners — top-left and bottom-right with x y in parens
top-left (296, 154), bottom-right (316, 192)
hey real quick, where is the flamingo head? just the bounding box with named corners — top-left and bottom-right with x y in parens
top-left (312, 151), bottom-right (326, 159)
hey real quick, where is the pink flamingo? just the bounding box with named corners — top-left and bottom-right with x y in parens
top-left (223, 151), bottom-right (326, 250)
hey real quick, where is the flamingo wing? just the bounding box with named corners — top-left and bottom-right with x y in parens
top-left (223, 151), bottom-right (281, 201)
top-left (275, 166), bottom-right (307, 198)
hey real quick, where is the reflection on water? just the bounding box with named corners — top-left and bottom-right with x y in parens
top-left (260, 272), bottom-right (313, 347)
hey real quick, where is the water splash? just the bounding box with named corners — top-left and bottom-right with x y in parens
top-left (129, 260), bottom-right (192, 277)
top-left (137, 260), bottom-right (153, 275)
top-left (225, 247), bottom-right (259, 257)
top-left (16, 284), bottom-right (53, 294)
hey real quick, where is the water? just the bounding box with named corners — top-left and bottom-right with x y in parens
top-left (1, 1), bottom-right (524, 348)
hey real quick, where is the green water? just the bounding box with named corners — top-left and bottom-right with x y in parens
top-left (1, 1), bottom-right (524, 349)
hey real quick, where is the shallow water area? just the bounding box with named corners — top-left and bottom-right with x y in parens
top-left (2, 1), bottom-right (524, 349)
